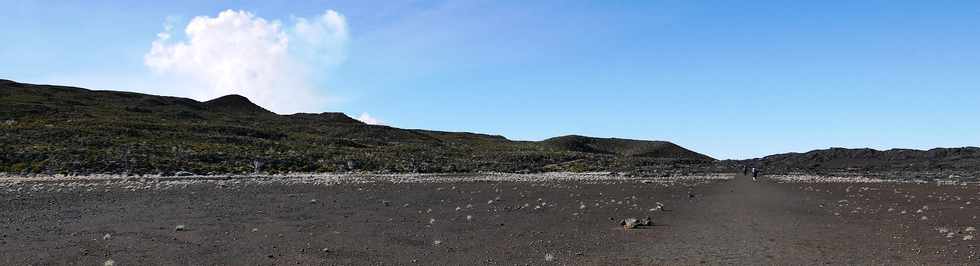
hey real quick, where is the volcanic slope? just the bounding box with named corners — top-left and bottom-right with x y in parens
top-left (738, 147), bottom-right (980, 179)
top-left (0, 79), bottom-right (715, 175)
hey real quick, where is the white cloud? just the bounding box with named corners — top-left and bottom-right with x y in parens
top-left (357, 113), bottom-right (384, 125)
top-left (145, 9), bottom-right (348, 114)
top-left (292, 10), bottom-right (349, 67)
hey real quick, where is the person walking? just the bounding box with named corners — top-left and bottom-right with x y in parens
top-left (751, 167), bottom-right (758, 181)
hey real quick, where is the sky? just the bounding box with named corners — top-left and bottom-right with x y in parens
top-left (2, 1), bottom-right (979, 159)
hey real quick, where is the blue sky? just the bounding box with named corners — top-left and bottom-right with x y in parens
top-left (2, 1), bottom-right (979, 159)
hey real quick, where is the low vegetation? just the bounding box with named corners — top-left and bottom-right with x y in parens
top-left (733, 147), bottom-right (980, 180)
top-left (0, 79), bottom-right (716, 176)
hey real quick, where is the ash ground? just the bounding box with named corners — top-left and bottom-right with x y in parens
top-left (1, 174), bottom-right (978, 265)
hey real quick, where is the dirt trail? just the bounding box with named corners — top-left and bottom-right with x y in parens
top-left (604, 175), bottom-right (914, 264)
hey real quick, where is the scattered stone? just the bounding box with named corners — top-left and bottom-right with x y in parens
top-left (433, 240), bottom-right (442, 246)
top-left (103, 233), bottom-right (111, 240)
top-left (544, 253), bottom-right (555, 262)
top-left (103, 259), bottom-right (115, 266)
top-left (964, 235), bottom-right (975, 241)
top-left (251, 228), bottom-right (259, 232)
top-left (621, 217), bottom-right (653, 229)
top-left (175, 224), bottom-right (186, 231)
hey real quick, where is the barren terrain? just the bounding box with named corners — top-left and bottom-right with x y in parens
top-left (1, 173), bottom-right (977, 265)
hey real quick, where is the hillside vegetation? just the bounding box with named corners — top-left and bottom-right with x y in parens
top-left (0, 79), bottom-right (715, 175)
top-left (737, 147), bottom-right (980, 180)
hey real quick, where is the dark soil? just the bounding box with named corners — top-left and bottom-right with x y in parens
top-left (2, 175), bottom-right (977, 264)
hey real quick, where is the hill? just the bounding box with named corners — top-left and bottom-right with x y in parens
top-left (204, 94), bottom-right (275, 115)
top-left (0, 79), bottom-right (715, 175)
top-left (738, 147), bottom-right (980, 179)
top-left (541, 135), bottom-right (714, 161)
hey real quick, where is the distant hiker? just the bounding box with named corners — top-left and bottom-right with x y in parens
top-left (742, 165), bottom-right (748, 175)
top-left (751, 167), bottom-right (759, 181)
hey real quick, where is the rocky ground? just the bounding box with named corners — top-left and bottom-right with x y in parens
top-left (1, 173), bottom-right (977, 265)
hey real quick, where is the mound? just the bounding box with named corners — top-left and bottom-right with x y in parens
top-left (541, 135), bottom-right (715, 161)
top-left (204, 95), bottom-right (274, 115)
top-left (288, 112), bottom-right (365, 125)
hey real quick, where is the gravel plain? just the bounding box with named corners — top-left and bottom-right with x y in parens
top-left (1, 172), bottom-right (977, 264)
